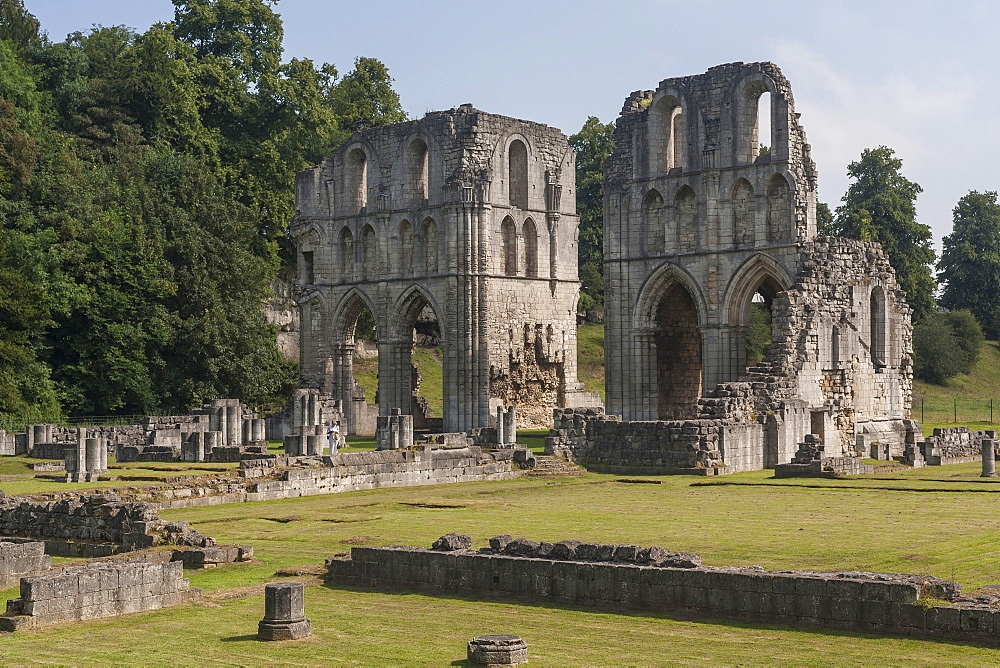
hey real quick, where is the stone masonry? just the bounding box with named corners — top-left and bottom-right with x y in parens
top-left (596, 62), bottom-right (912, 470)
top-left (292, 105), bottom-right (599, 435)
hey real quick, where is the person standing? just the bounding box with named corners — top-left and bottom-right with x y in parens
top-left (331, 421), bottom-right (342, 453)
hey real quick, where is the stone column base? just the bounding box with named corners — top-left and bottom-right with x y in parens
top-left (467, 634), bottom-right (528, 665)
top-left (257, 618), bottom-right (312, 641)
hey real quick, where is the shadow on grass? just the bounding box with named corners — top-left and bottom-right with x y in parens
top-left (319, 581), bottom-right (1000, 651)
top-left (690, 480), bottom-right (1000, 493)
top-left (220, 634), bottom-right (262, 643)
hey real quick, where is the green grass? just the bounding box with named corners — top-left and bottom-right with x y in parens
top-left (577, 323), bottom-right (605, 402)
top-left (913, 340), bottom-right (1000, 426)
top-left (6, 466), bottom-right (1000, 661)
top-left (412, 346), bottom-right (443, 416)
top-left (517, 429), bottom-right (548, 455)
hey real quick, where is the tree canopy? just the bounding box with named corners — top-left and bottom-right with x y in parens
top-left (938, 191), bottom-right (1000, 338)
top-left (832, 146), bottom-right (935, 322)
top-left (569, 116), bottom-right (614, 316)
top-left (0, 0), bottom-right (406, 420)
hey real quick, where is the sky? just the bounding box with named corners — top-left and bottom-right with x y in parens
top-left (25, 0), bottom-right (1000, 251)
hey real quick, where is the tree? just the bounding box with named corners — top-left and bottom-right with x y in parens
top-left (816, 202), bottom-right (835, 236)
top-left (328, 57), bottom-right (406, 134)
top-left (0, 0), bottom-right (39, 55)
top-left (568, 116), bottom-right (614, 315)
top-left (913, 310), bottom-right (983, 384)
top-left (833, 146), bottom-right (935, 321)
top-left (938, 191), bottom-right (1000, 339)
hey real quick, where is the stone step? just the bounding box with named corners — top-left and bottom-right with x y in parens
top-left (525, 455), bottom-right (585, 478)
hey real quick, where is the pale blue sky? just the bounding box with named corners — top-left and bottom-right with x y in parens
top-left (26, 0), bottom-right (1000, 251)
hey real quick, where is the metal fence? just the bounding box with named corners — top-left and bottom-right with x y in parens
top-left (913, 397), bottom-right (999, 425)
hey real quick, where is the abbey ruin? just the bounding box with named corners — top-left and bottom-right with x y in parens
top-left (290, 61), bottom-right (913, 472)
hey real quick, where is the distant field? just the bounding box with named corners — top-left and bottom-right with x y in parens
top-left (913, 340), bottom-right (1000, 427)
top-left (3, 465), bottom-right (1000, 662)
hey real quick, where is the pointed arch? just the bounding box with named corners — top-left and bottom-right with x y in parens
top-left (731, 178), bottom-right (755, 248)
top-left (406, 138), bottom-right (428, 205)
top-left (674, 185), bottom-right (697, 251)
top-left (732, 73), bottom-right (779, 164)
top-left (500, 216), bottom-right (517, 276)
top-left (633, 261), bottom-right (708, 331)
top-left (870, 285), bottom-right (887, 367)
top-left (648, 89), bottom-right (686, 175)
top-left (398, 219), bottom-right (413, 277)
top-left (337, 226), bottom-right (355, 282)
top-left (390, 284), bottom-right (446, 344)
top-left (331, 287), bottom-right (379, 342)
top-left (346, 147), bottom-right (368, 212)
top-left (508, 139), bottom-right (529, 209)
top-left (643, 189), bottom-right (665, 254)
top-left (765, 173), bottom-right (791, 244)
top-left (523, 217), bottom-right (538, 277)
top-left (360, 224), bottom-right (377, 281)
top-left (723, 252), bottom-right (794, 326)
top-left (421, 217), bottom-right (438, 275)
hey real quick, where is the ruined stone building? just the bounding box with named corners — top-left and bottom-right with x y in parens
top-left (291, 106), bottom-right (598, 435)
top-left (586, 62), bottom-right (913, 468)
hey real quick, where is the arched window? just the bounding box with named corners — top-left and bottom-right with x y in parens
top-left (870, 287), bottom-right (887, 367)
top-left (500, 216), bottom-right (517, 276)
top-left (360, 224), bottom-right (377, 281)
top-left (738, 81), bottom-right (772, 163)
top-left (765, 174), bottom-right (790, 243)
top-left (346, 148), bottom-right (368, 212)
top-left (669, 106), bottom-right (683, 170)
top-left (398, 220), bottom-right (413, 277)
top-left (523, 218), bottom-right (538, 277)
top-left (508, 139), bottom-right (528, 209)
top-left (731, 179), bottom-right (755, 247)
top-left (757, 91), bottom-right (772, 160)
top-left (421, 217), bottom-right (438, 275)
top-left (338, 227), bottom-right (354, 282)
top-left (643, 189), bottom-right (665, 254)
top-left (406, 139), bottom-right (428, 205)
top-left (675, 186), bottom-right (697, 251)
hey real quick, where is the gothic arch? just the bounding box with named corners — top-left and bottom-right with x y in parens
top-left (523, 217), bottom-right (538, 277)
top-left (632, 260), bottom-right (708, 332)
top-left (359, 223), bottom-right (378, 281)
top-left (643, 189), bottom-right (665, 254)
top-left (389, 284), bottom-right (446, 344)
top-left (508, 138), bottom-right (529, 209)
top-left (405, 137), bottom-right (429, 205)
top-left (648, 88), bottom-right (689, 175)
top-left (730, 178), bottom-right (755, 248)
top-left (765, 172), bottom-right (792, 243)
top-left (398, 219), bottom-right (413, 277)
top-left (674, 185), bottom-right (698, 251)
top-left (330, 287), bottom-right (378, 342)
top-left (723, 252), bottom-right (794, 326)
top-left (337, 225), bottom-right (355, 282)
top-left (420, 217), bottom-right (438, 275)
top-left (730, 72), bottom-right (780, 164)
top-left (500, 216), bottom-right (518, 276)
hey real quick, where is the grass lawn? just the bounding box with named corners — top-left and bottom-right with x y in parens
top-left (913, 340), bottom-right (1000, 426)
top-left (5, 465), bottom-right (1000, 662)
top-left (577, 323), bottom-right (606, 402)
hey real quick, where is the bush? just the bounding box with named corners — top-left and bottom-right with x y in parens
top-left (913, 309), bottom-right (984, 384)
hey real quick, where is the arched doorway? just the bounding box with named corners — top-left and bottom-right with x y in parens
top-left (654, 282), bottom-right (702, 420)
top-left (332, 291), bottom-right (380, 436)
top-left (386, 288), bottom-right (445, 433)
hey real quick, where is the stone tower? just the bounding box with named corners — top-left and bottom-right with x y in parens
top-left (603, 62), bottom-right (912, 457)
top-left (291, 106), bottom-right (597, 435)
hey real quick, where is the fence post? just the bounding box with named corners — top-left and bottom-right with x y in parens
top-left (954, 397), bottom-right (958, 423)
top-left (921, 397), bottom-right (925, 423)
top-left (992, 398), bottom-right (994, 424)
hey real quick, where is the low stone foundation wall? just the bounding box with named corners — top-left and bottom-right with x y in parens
top-left (1, 559), bottom-right (201, 630)
top-left (924, 427), bottom-right (997, 466)
top-left (0, 494), bottom-right (214, 553)
top-left (0, 541), bottom-right (51, 588)
top-left (327, 538), bottom-right (1000, 645)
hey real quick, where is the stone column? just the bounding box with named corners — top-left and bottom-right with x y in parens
top-left (85, 438), bottom-right (105, 473)
top-left (982, 439), bottom-right (997, 478)
top-left (217, 405), bottom-right (228, 445)
top-left (253, 419), bottom-right (266, 443)
top-left (242, 419), bottom-right (253, 445)
top-left (503, 407), bottom-right (516, 445)
top-left (205, 431), bottom-right (221, 454)
top-left (226, 405), bottom-right (240, 446)
top-left (496, 405), bottom-right (505, 445)
top-left (258, 582), bottom-right (311, 641)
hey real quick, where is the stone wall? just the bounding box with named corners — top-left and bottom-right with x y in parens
top-left (600, 62), bottom-right (913, 474)
top-left (327, 539), bottom-right (1000, 645)
top-left (0, 541), bottom-right (50, 588)
top-left (1, 559), bottom-right (200, 630)
top-left (0, 494), bottom-right (214, 554)
top-left (292, 104), bottom-right (598, 434)
top-left (924, 427), bottom-right (997, 465)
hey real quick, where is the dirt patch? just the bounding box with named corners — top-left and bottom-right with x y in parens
top-left (401, 502), bottom-right (466, 509)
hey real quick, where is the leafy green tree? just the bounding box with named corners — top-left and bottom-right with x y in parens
top-left (913, 309), bottom-right (983, 384)
top-left (938, 191), bottom-right (1000, 339)
top-left (569, 116), bottom-right (614, 314)
top-left (329, 56), bottom-right (406, 134)
top-left (833, 146), bottom-right (935, 322)
top-left (0, 0), bottom-right (38, 55)
top-left (816, 202), bottom-right (835, 236)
